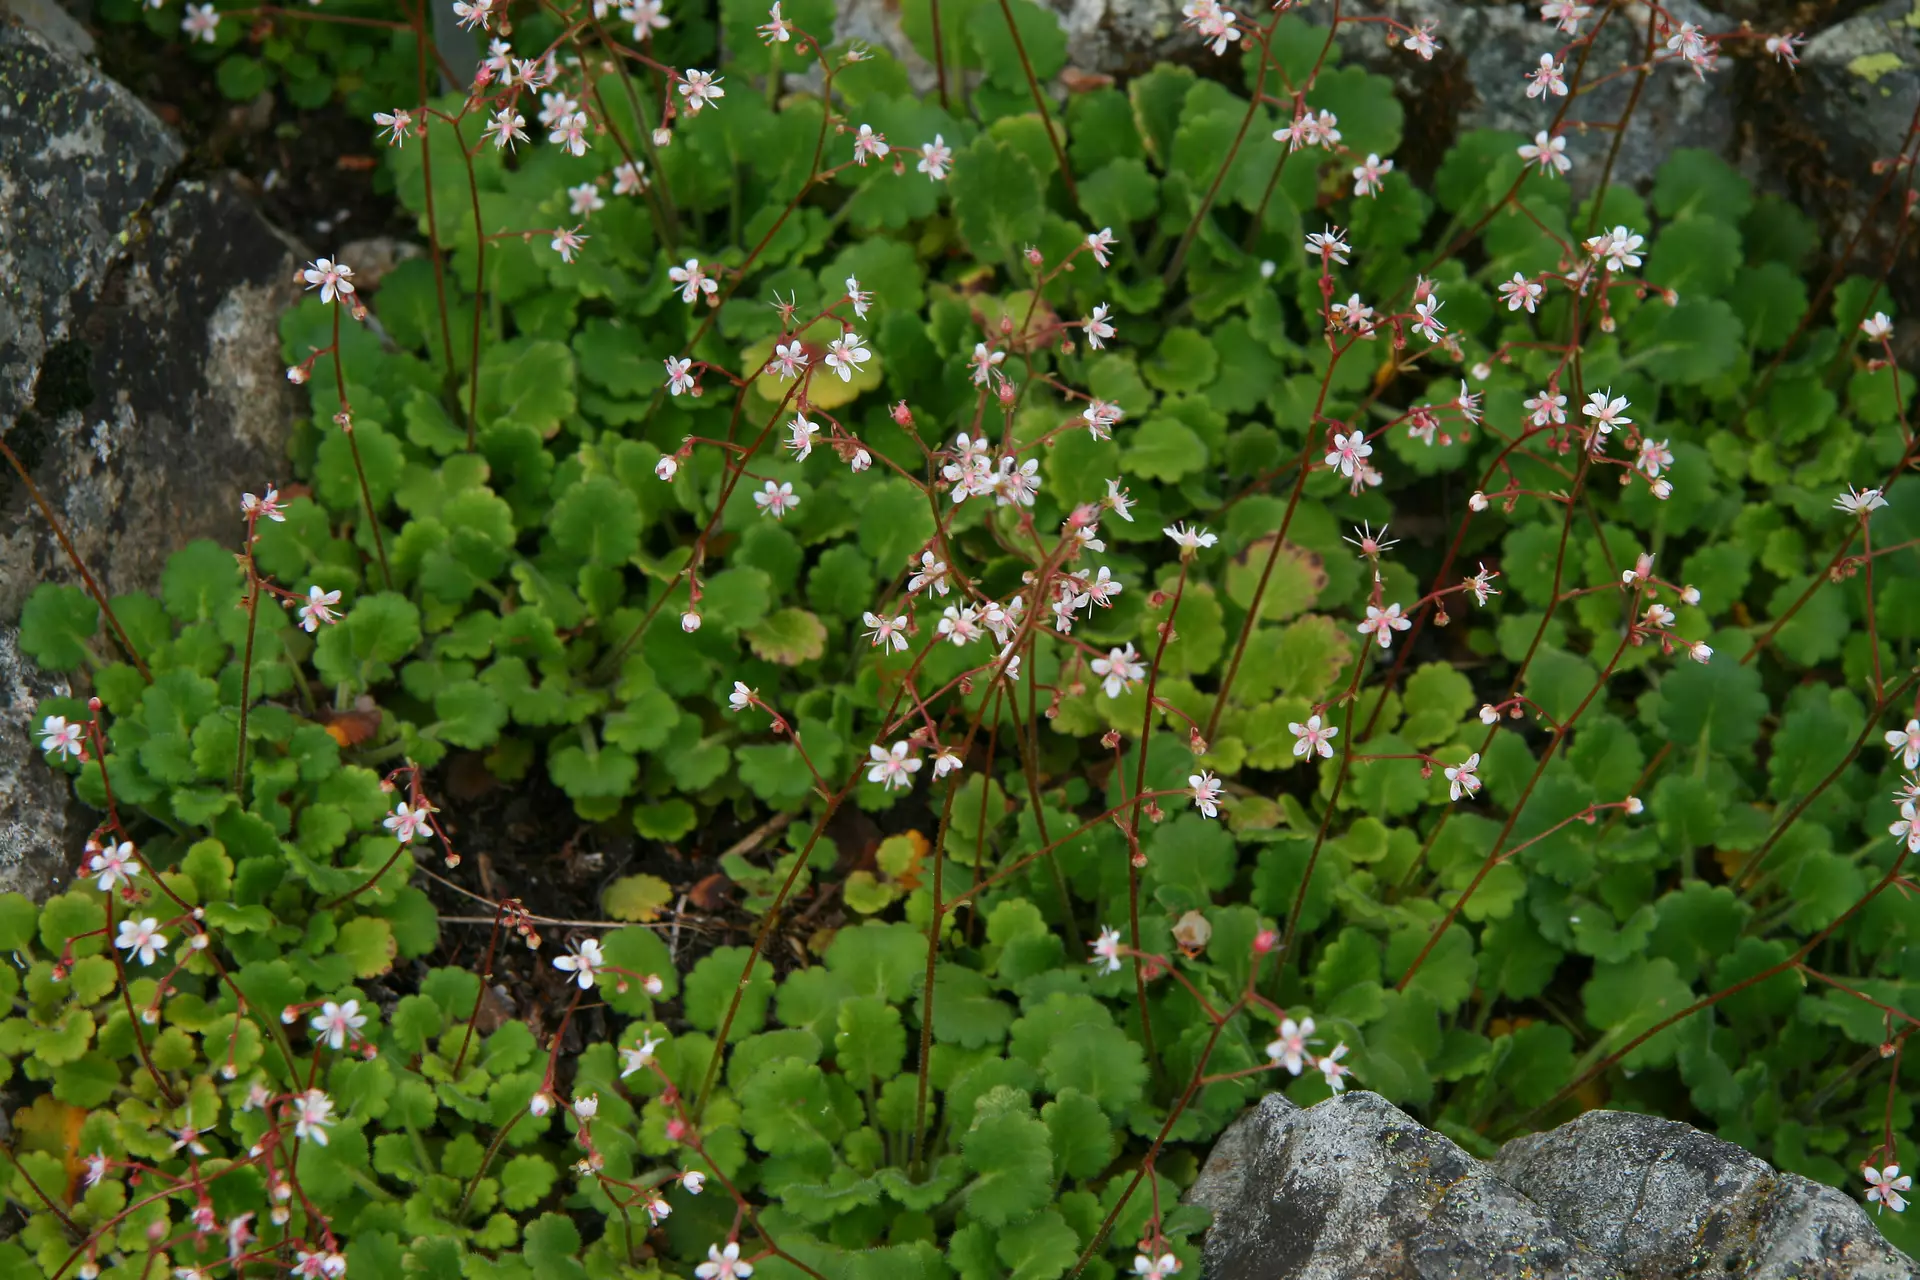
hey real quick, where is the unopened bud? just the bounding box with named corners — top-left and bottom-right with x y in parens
top-left (1253, 928), bottom-right (1279, 955)
top-left (656, 456), bottom-right (678, 481)
top-left (890, 400), bottom-right (913, 427)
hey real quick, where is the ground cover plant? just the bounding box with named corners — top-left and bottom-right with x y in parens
top-left (5, 0), bottom-right (1920, 1276)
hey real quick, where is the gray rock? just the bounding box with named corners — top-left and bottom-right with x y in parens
top-left (1190, 1092), bottom-right (1612, 1279)
top-left (1494, 1109), bottom-right (1919, 1279)
top-left (1190, 1093), bottom-right (1919, 1279)
top-left (0, 10), bottom-right (305, 903)
top-left (1795, 1), bottom-right (1919, 189)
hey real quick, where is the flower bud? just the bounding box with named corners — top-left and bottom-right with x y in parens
top-left (287, 365), bottom-right (310, 385)
top-left (890, 400), bottom-right (913, 427)
top-left (1479, 704), bottom-right (1499, 725)
top-left (1252, 928), bottom-right (1279, 955)
top-left (656, 456), bottom-right (678, 481)
top-left (530, 1092), bottom-right (553, 1117)
top-left (680, 611), bottom-right (702, 633)
top-left (1468, 491), bottom-right (1489, 512)
top-left (1625, 796), bottom-right (1644, 814)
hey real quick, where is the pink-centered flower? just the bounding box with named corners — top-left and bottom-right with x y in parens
top-left (1267, 1016), bottom-right (1317, 1074)
top-left (1358, 602), bottom-right (1412, 649)
top-left (1190, 771), bottom-right (1224, 819)
top-left (1090, 925), bottom-right (1124, 974)
top-left (753, 480), bottom-right (800, 519)
top-left (298, 585), bottom-right (341, 633)
top-left (115, 917), bottom-right (167, 966)
top-left (1444, 752), bottom-right (1482, 801)
top-left (696, 1242), bottom-right (754, 1280)
top-left (384, 801), bottom-right (428, 843)
top-left (301, 258), bottom-right (356, 305)
top-left (1091, 643), bottom-right (1146, 698)
top-left (866, 741), bottom-right (920, 791)
top-left (1289, 715), bottom-right (1338, 760)
top-left (554, 938), bottom-right (605, 989)
top-left (89, 840), bottom-right (136, 891)
top-left (310, 1000), bottom-right (368, 1051)
top-left (1866, 1165), bottom-right (1911, 1215)
top-left (917, 135), bottom-right (952, 180)
top-left (678, 69), bottom-right (724, 113)
top-left (40, 715), bottom-right (84, 760)
top-left (851, 123), bottom-right (889, 165)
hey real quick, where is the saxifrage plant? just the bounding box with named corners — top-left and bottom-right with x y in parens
top-left (6, 0), bottom-right (1920, 1276)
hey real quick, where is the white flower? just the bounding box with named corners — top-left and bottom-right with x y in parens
top-left (553, 938), bottom-right (605, 989)
top-left (1500, 272), bottom-right (1545, 313)
top-left (1893, 802), bottom-right (1920, 854)
top-left (241, 486), bottom-right (286, 523)
top-left (1351, 153), bottom-right (1393, 198)
top-left (549, 111), bottom-right (591, 157)
top-left (1325, 431), bottom-right (1372, 478)
top-left (1105, 478), bottom-right (1136, 521)
top-left (917, 135), bottom-right (952, 180)
top-left (620, 1034), bottom-right (664, 1077)
top-left (1289, 715), bottom-right (1339, 760)
top-left (1134, 1255), bottom-right (1181, 1279)
top-left (1305, 227), bottom-right (1351, 265)
top-left (681, 611), bottom-right (702, 633)
top-left (1585, 225), bottom-right (1645, 272)
top-left (483, 107), bottom-right (528, 151)
top-left (1862, 312), bottom-right (1894, 341)
top-left (845, 277), bottom-right (872, 319)
top-left (656, 455), bottom-right (679, 481)
top-left (298, 584), bottom-right (342, 633)
top-left (678, 69), bottom-right (725, 113)
top-left (1866, 1165), bottom-right (1911, 1214)
top-left (867, 741), bottom-right (921, 791)
top-left (695, 1242), bottom-right (753, 1280)
top-left (181, 4), bottom-right (221, 43)
top-left (934, 749), bottom-right (965, 779)
top-left (1086, 228), bottom-right (1116, 267)
top-left (642, 1190), bottom-right (671, 1224)
top-left (909, 552), bottom-right (950, 597)
top-left (1689, 642), bottom-right (1714, 664)
top-left (863, 611), bottom-right (909, 653)
top-left (1164, 523), bottom-right (1218, 551)
top-left (1091, 644), bottom-right (1146, 698)
top-left (40, 715), bottom-right (84, 760)
top-left (292, 1089), bottom-right (335, 1145)
top-left (851, 123), bottom-right (889, 165)
top-left (89, 841), bottom-right (136, 891)
top-left (1517, 130), bottom-right (1570, 176)
top-left (1889, 720), bottom-right (1920, 771)
top-left (115, 917), bottom-right (168, 966)
top-left (1317, 1042), bottom-right (1352, 1092)
top-left (664, 357), bottom-right (697, 396)
top-left (310, 1000), bottom-right (368, 1051)
top-left (1526, 52), bottom-right (1567, 98)
top-left (1480, 704), bottom-right (1501, 725)
top-left (1444, 753), bottom-right (1482, 802)
top-left (825, 333), bottom-right (871, 381)
top-left (785, 415), bottom-right (819, 459)
top-left (1357, 603), bottom-right (1411, 649)
top-left (1266, 1016), bottom-right (1316, 1074)
top-left (1836, 486), bottom-right (1889, 515)
top-left (613, 160), bottom-right (648, 195)
top-left (301, 258), bottom-right (356, 305)
top-left (1085, 303), bottom-right (1116, 349)
top-left (1090, 925), bottom-right (1124, 974)
top-left (753, 480), bottom-right (800, 519)
top-left (729, 682), bottom-right (756, 712)
top-left (1190, 771), bottom-right (1224, 819)
top-left (1402, 19), bottom-right (1441, 57)
top-left (573, 1094), bottom-right (599, 1120)
top-left (384, 801), bottom-right (428, 843)
top-left (668, 259), bottom-right (718, 305)
top-left (683, 1170), bottom-right (707, 1194)
top-left (1582, 389), bottom-right (1632, 434)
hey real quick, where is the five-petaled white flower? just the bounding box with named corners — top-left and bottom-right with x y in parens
top-left (1090, 925), bottom-right (1124, 974)
top-left (1358, 603), bottom-right (1412, 649)
top-left (768, 341), bottom-right (808, 380)
top-left (665, 356), bottom-right (697, 396)
top-left (1134, 1254), bottom-right (1181, 1280)
top-left (621, 1034), bottom-right (664, 1077)
top-left (1585, 225), bottom-right (1645, 272)
top-left (1866, 1165), bottom-right (1911, 1215)
top-left (917, 136), bottom-right (952, 181)
top-left (852, 123), bottom-right (889, 165)
top-left (1305, 227), bottom-right (1351, 266)
top-left (293, 1089), bottom-right (335, 1145)
top-left (1190, 771), bottom-right (1224, 819)
top-left (1444, 752), bottom-right (1482, 802)
top-left (573, 1094), bottom-right (599, 1120)
top-left (301, 258), bottom-right (356, 305)
top-left (90, 840), bottom-right (136, 891)
top-left (1325, 430), bottom-right (1372, 478)
top-left (678, 69), bottom-right (725, 113)
top-left (759, 2), bottom-right (793, 42)
top-left (550, 227), bottom-right (589, 265)
top-left (1086, 303), bottom-right (1116, 349)
top-left (1290, 715), bottom-right (1339, 759)
top-left (1351, 153), bottom-right (1393, 198)
top-left (1402, 19), bottom-right (1442, 58)
top-left (1164, 523), bottom-right (1218, 552)
top-left (41, 715), bottom-right (84, 760)
top-left (553, 938), bottom-right (605, 989)
top-left (669, 259), bottom-right (718, 305)
top-left (1836, 486), bottom-right (1889, 516)
top-left (483, 107), bottom-right (528, 151)
top-left (1518, 130), bottom-right (1571, 176)
top-left (695, 1242), bottom-right (753, 1280)
top-left (863, 611), bottom-right (909, 653)
top-left (1582, 389), bottom-right (1632, 434)
top-left (1267, 1017), bottom-right (1316, 1074)
top-left (311, 1000), bottom-right (368, 1051)
top-left (1318, 1042), bottom-right (1352, 1091)
top-left (384, 801), bottom-right (428, 843)
top-left (242, 486), bottom-right (287, 523)
top-left (549, 111), bottom-right (591, 157)
top-left (1540, 0), bottom-right (1590, 32)
top-left (845, 277), bottom-right (872, 319)
top-left (1889, 720), bottom-right (1920, 771)
top-left (567, 183), bottom-right (606, 222)
top-left (116, 917), bottom-right (167, 966)
top-left (1862, 312), bottom-right (1894, 342)
top-left (1500, 273), bottom-right (1545, 313)
top-left (867, 741), bottom-right (921, 791)
top-left (181, 4), bottom-right (220, 44)
top-left (299, 585), bottom-right (341, 633)
top-left (753, 480), bottom-right (800, 519)
top-left (909, 552), bottom-right (951, 597)
top-left (825, 333), bottom-right (871, 381)
top-left (786, 414), bottom-right (819, 459)
top-left (1091, 644), bottom-right (1146, 698)
top-left (1086, 228), bottom-right (1117, 268)
top-left (1526, 52), bottom-right (1567, 97)
top-left (613, 160), bottom-right (648, 195)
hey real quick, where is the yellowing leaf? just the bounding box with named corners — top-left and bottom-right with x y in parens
top-left (603, 873), bottom-right (675, 923)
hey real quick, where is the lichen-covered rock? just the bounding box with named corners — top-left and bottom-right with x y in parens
top-left (1796, 1), bottom-right (1919, 185)
top-left (0, 10), bottom-right (304, 902)
top-left (1493, 1109), bottom-right (1919, 1279)
top-left (1190, 1092), bottom-right (1920, 1279)
top-left (1189, 1092), bottom-right (1612, 1279)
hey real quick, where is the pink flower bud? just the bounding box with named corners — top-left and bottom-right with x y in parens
top-left (890, 401), bottom-right (913, 427)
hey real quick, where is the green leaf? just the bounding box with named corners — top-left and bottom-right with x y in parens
top-left (603, 874), bottom-right (674, 923)
top-left (1401, 662), bottom-right (1474, 746)
top-left (739, 1057), bottom-right (843, 1156)
top-left (951, 135), bottom-right (1045, 265)
top-left (1141, 329), bottom-right (1217, 396)
top-left (745, 608), bottom-right (827, 665)
top-left (995, 1209), bottom-right (1081, 1280)
top-left (1042, 1087), bottom-right (1113, 1179)
top-left (162, 539), bottom-right (245, 624)
top-left (337, 917), bottom-right (397, 978)
top-left (476, 339), bottom-right (578, 436)
top-left (835, 994), bottom-right (907, 1081)
top-left (313, 593), bottom-right (422, 690)
top-left (929, 964), bottom-right (1014, 1048)
top-left (1583, 956), bottom-right (1695, 1069)
top-left (1122, 416), bottom-right (1208, 483)
top-left (500, 1154), bottom-right (558, 1212)
top-left (858, 480), bottom-right (937, 573)
top-left (962, 1093), bottom-right (1054, 1226)
top-left (1386, 923), bottom-right (1477, 1014)
top-left (967, 0), bottom-right (1066, 90)
top-left (18, 585), bottom-right (99, 671)
top-left (683, 946), bottom-right (775, 1038)
top-left (1648, 653), bottom-right (1767, 757)
top-left (549, 477), bottom-right (641, 568)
